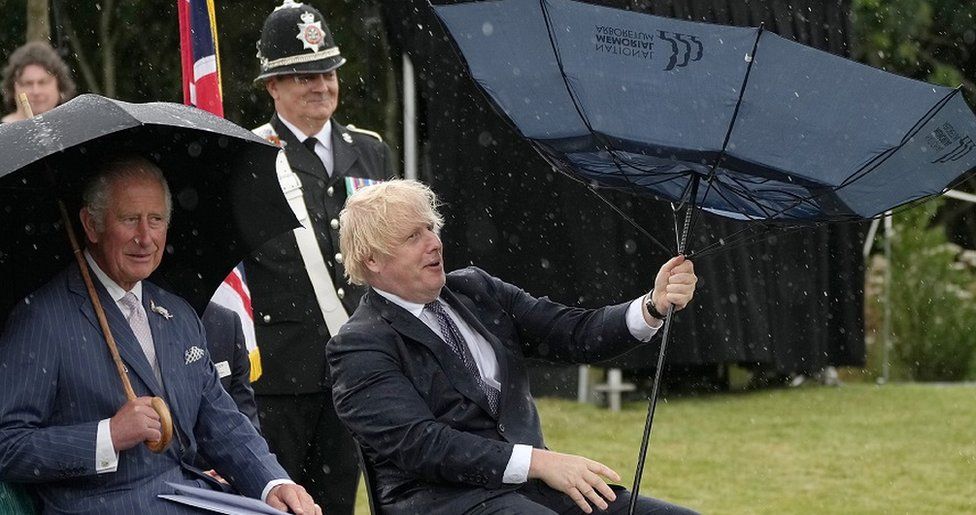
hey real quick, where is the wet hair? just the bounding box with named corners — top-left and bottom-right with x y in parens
top-left (2, 41), bottom-right (77, 113)
top-left (339, 179), bottom-right (444, 285)
top-left (82, 155), bottom-right (172, 233)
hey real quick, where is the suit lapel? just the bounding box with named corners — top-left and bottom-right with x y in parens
top-left (368, 290), bottom-right (496, 416)
top-left (142, 285), bottom-right (194, 445)
top-left (67, 266), bottom-right (165, 398)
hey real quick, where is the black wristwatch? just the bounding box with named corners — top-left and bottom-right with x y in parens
top-left (644, 289), bottom-right (667, 320)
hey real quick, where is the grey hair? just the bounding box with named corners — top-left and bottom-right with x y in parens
top-left (82, 155), bottom-right (172, 233)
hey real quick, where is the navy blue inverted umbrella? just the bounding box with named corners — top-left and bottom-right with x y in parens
top-left (431, 0), bottom-right (976, 510)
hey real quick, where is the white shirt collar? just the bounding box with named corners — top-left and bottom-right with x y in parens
top-left (83, 250), bottom-right (142, 303)
top-left (373, 287), bottom-right (438, 319)
top-left (278, 114), bottom-right (333, 152)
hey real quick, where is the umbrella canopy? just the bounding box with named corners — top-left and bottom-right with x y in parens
top-left (432, 0), bottom-right (976, 224)
top-left (0, 94), bottom-right (298, 324)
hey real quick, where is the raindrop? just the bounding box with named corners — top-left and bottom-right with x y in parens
top-left (478, 131), bottom-right (493, 147)
top-left (623, 239), bottom-right (637, 254)
top-left (187, 142), bottom-right (203, 157)
top-left (482, 22), bottom-right (494, 36)
top-left (178, 188), bottom-right (200, 211)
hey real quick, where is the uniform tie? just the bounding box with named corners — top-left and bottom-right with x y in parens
top-left (303, 137), bottom-right (331, 176)
top-left (425, 300), bottom-right (499, 415)
top-left (119, 292), bottom-right (162, 385)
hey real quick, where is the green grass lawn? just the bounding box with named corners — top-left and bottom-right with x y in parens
top-left (355, 383), bottom-right (976, 514)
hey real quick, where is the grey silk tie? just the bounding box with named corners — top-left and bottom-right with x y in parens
top-left (120, 292), bottom-right (162, 385)
top-left (425, 300), bottom-right (499, 416)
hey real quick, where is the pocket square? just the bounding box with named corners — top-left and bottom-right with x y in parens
top-left (184, 346), bottom-right (205, 365)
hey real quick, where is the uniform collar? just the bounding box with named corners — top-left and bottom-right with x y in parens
top-left (277, 114), bottom-right (333, 153)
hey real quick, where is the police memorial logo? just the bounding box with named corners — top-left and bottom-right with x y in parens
top-left (593, 24), bottom-right (703, 71)
top-left (296, 11), bottom-right (324, 51)
top-left (927, 122), bottom-right (974, 164)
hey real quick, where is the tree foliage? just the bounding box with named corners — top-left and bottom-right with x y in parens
top-left (852, 0), bottom-right (975, 94)
top-left (888, 199), bottom-right (976, 381)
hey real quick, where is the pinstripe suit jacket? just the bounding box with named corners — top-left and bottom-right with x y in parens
top-left (0, 265), bottom-right (288, 514)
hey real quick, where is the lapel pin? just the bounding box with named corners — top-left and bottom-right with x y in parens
top-left (342, 132), bottom-right (353, 144)
top-left (150, 300), bottom-right (173, 320)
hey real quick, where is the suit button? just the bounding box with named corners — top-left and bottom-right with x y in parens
top-left (497, 423), bottom-right (506, 433)
top-left (330, 218), bottom-right (339, 230)
top-left (337, 288), bottom-right (345, 300)
top-left (327, 186), bottom-right (335, 197)
top-left (335, 252), bottom-right (344, 264)
top-left (263, 314), bottom-right (271, 323)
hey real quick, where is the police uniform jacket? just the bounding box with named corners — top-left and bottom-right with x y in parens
top-left (245, 114), bottom-right (394, 395)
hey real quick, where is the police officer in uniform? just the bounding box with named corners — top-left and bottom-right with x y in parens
top-left (246, 1), bottom-right (395, 512)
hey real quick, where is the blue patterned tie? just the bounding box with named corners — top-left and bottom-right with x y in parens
top-left (425, 300), bottom-right (499, 416)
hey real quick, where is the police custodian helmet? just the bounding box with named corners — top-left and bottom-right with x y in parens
top-left (254, 0), bottom-right (347, 83)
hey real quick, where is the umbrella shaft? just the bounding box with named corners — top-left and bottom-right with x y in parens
top-left (628, 303), bottom-right (676, 514)
top-left (629, 200), bottom-right (695, 515)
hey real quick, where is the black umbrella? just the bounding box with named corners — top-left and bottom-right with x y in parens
top-left (0, 94), bottom-right (298, 453)
top-left (0, 94), bottom-right (299, 324)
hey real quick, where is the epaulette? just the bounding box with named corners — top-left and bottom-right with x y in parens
top-left (345, 124), bottom-right (384, 142)
top-left (252, 123), bottom-right (285, 148)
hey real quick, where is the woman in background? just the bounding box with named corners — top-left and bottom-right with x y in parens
top-left (1, 41), bottom-right (75, 123)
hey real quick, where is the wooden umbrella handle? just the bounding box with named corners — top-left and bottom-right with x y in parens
top-left (146, 398), bottom-right (174, 453)
top-left (17, 92), bottom-right (33, 118)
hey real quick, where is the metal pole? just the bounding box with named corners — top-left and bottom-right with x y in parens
top-left (881, 210), bottom-right (893, 384)
top-left (402, 53), bottom-right (418, 181)
top-left (577, 365), bottom-right (589, 403)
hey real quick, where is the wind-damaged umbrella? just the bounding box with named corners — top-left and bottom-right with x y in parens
top-left (430, 0), bottom-right (976, 508)
top-left (0, 94), bottom-right (299, 452)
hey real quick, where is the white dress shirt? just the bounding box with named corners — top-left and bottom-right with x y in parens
top-left (374, 286), bottom-right (661, 484)
top-left (278, 114), bottom-right (334, 175)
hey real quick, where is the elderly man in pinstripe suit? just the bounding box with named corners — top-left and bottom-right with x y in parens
top-left (0, 156), bottom-right (320, 515)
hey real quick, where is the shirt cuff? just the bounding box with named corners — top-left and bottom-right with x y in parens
top-left (261, 479), bottom-right (296, 503)
top-left (95, 418), bottom-right (119, 474)
top-left (502, 444), bottom-right (533, 484)
top-left (627, 296), bottom-right (662, 341)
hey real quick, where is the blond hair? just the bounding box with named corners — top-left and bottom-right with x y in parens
top-left (340, 179), bottom-right (443, 285)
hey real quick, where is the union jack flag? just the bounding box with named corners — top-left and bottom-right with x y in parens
top-left (179, 0), bottom-right (261, 381)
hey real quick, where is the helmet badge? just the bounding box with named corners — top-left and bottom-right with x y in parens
top-left (296, 11), bottom-right (325, 52)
